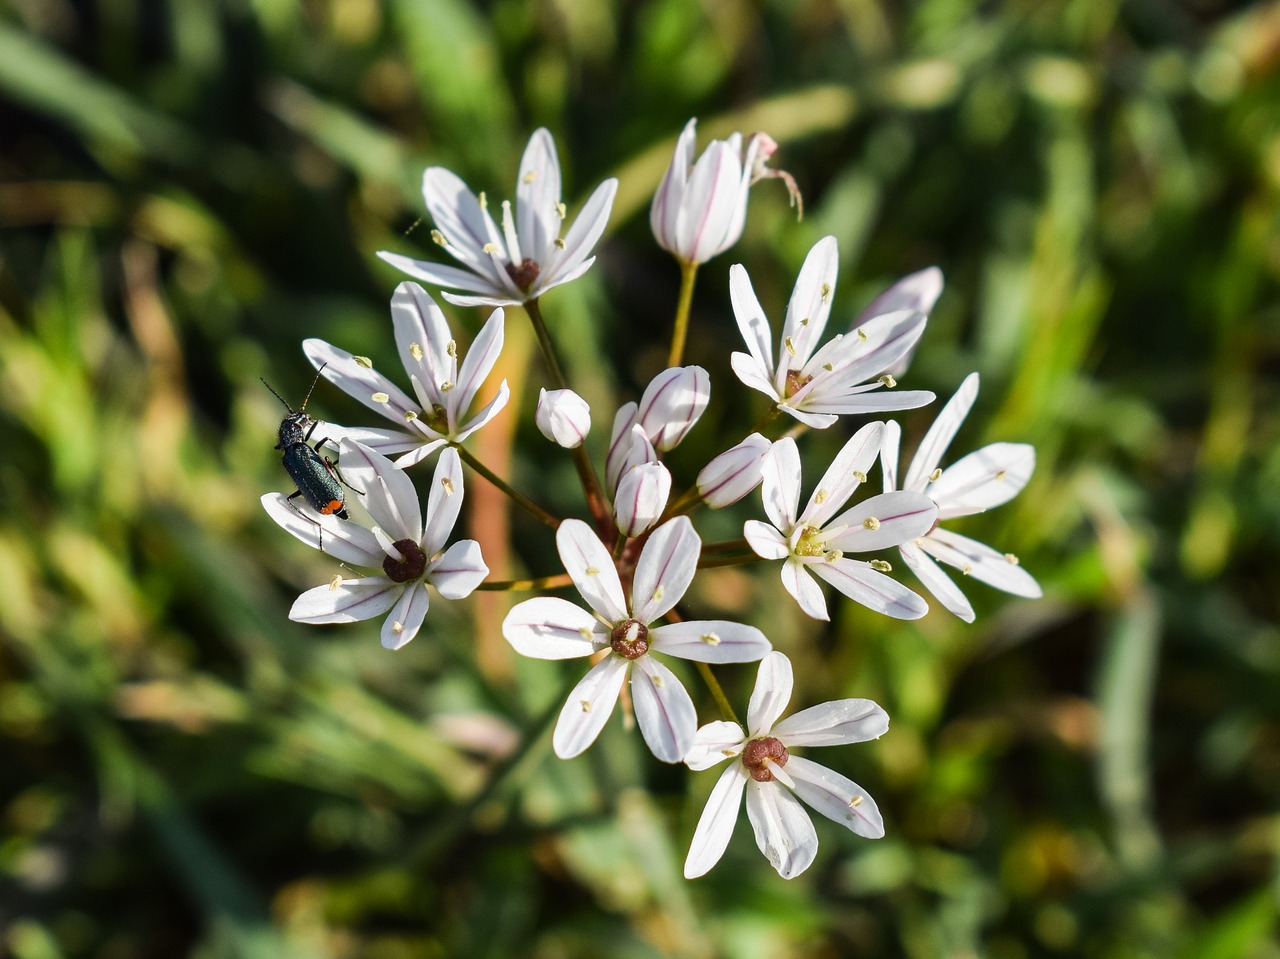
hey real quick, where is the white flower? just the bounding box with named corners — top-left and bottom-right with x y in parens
top-left (379, 128), bottom-right (618, 307)
top-left (650, 119), bottom-right (798, 265)
top-left (744, 426), bottom-right (936, 621)
top-left (854, 266), bottom-right (944, 378)
top-left (683, 652), bottom-right (887, 880)
top-left (615, 461), bottom-right (672, 537)
top-left (502, 517), bottom-right (771, 763)
top-left (303, 282), bottom-right (509, 469)
top-left (261, 443), bottom-right (488, 650)
top-left (536, 388), bottom-right (591, 448)
top-left (881, 373), bottom-right (1041, 622)
top-left (696, 433), bottom-right (773, 509)
top-left (730, 236), bottom-right (936, 428)
top-left (604, 366), bottom-right (710, 493)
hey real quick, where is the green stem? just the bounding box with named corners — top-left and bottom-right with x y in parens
top-left (666, 260), bottom-right (699, 369)
top-left (475, 573), bottom-right (574, 591)
top-left (697, 554), bottom-right (765, 571)
top-left (696, 662), bottom-right (740, 726)
top-left (701, 538), bottom-right (749, 556)
top-left (524, 298), bottom-right (611, 533)
top-left (453, 443), bottom-right (559, 529)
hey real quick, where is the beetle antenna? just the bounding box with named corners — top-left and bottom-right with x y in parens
top-left (261, 378), bottom-right (294, 412)
top-left (299, 363), bottom-right (329, 412)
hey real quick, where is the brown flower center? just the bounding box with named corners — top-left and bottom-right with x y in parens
top-left (609, 619), bottom-right (649, 660)
top-left (784, 369), bottom-right (812, 398)
top-left (506, 257), bottom-right (541, 292)
top-left (424, 403), bottom-right (450, 433)
top-left (742, 737), bottom-right (789, 782)
top-left (383, 539), bottom-right (427, 583)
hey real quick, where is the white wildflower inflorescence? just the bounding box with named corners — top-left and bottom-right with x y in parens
top-left (260, 118), bottom-right (1045, 882)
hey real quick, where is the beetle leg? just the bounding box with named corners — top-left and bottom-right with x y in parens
top-left (285, 490), bottom-right (325, 552)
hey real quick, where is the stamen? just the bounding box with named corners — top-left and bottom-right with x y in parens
top-left (700, 633), bottom-right (721, 645)
top-left (848, 795), bottom-right (863, 807)
top-left (501, 200), bottom-right (522, 262)
top-left (825, 549), bottom-right (843, 562)
top-left (652, 586), bottom-right (664, 603)
top-left (852, 471), bottom-right (866, 484)
top-left (440, 381), bottom-right (454, 393)
top-left (962, 563), bottom-right (973, 575)
top-left (329, 575), bottom-right (343, 591)
top-left (354, 355), bottom-right (373, 369)
top-left (441, 477), bottom-right (455, 495)
top-left (578, 626), bottom-right (594, 640)
top-left (482, 242), bottom-right (500, 255)
top-left (800, 317), bottom-right (810, 327)
top-left (996, 470), bottom-right (1008, 481)
top-left (863, 517), bottom-right (881, 530)
top-left (1004, 553), bottom-right (1020, 565)
top-left (784, 336), bottom-right (797, 357)
top-left (554, 238), bottom-right (565, 249)
top-left (822, 363), bottom-right (834, 372)
top-left (391, 621), bottom-right (404, 635)
top-left (522, 170), bottom-right (536, 184)
top-left (409, 342), bottom-right (424, 360)
top-left (930, 468), bottom-right (942, 482)
top-left (814, 489), bottom-right (828, 505)
top-left (446, 340), bottom-right (457, 358)
top-left (869, 559), bottom-right (892, 573)
top-left (856, 327), bottom-right (868, 341)
top-left (585, 567), bottom-right (600, 576)
top-left (371, 392), bottom-right (390, 404)
top-left (404, 410), bottom-right (418, 421)
top-left (878, 374), bottom-right (897, 388)
top-left (556, 201), bottom-right (567, 219)
top-left (821, 283), bottom-right (832, 300)
top-left (580, 700), bottom-right (591, 713)
top-left (478, 191), bottom-right (488, 210)
top-left (431, 229), bottom-right (447, 247)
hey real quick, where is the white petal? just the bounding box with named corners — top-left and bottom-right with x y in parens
top-left (636, 366), bottom-right (711, 452)
top-left (776, 405), bottom-right (838, 429)
top-left (684, 763), bottom-right (749, 878)
top-left (785, 756), bottom-right (884, 839)
top-left (381, 582), bottom-right (430, 650)
top-left (903, 372), bottom-right (979, 492)
top-left (420, 447), bottom-right (464, 555)
top-left (817, 309), bottom-right (928, 390)
top-left (428, 539), bottom-right (488, 599)
top-left (552, 655), bottom-right (629, 759)
top-left (392, 439), bottom-right (447, 468)
top-left (631, 516), bottom-right (699, 624)
top-left (919, 528), bottom-right (1043, 598)
top-left (650, 118), bottom-right (696, 254)
top-left (555, 519), bottom-right (628, 622)
top-left (744, 520), bottom-right (789, 560)
top-left (729, 350), bottom-right (780, 399)
top-left (697, 433), bottom-right (771, 509)
top-left (747, 650), bottom-right (793, 737)
top-left (881, 420), bottom-right (902, 493)
top-left (631, 656), bottom-right (698, 763)
top-left (338, 439), bottom-right (422, 543)
top-left (649, 620), bottom-right (771, 664)
top-left (900, 539), bottom-right (974, 622)
top-left (289, 577), bottom-right (401, 624)
top-left (798, 389), bottom-right (936, 415)
top-left (782, 560), bottom-right (829, 621)
top-left (780, 235), bottom-right (838, 375)
top-left (614, 461), bottom-right (672, 538)
top-left (798, 421), bottom-right (884, 527)
top-left (808, 558), bottom-right (928, 620)
top-left (677, 139), bottom-right (741, 264)
top-left (772, 698), bottom-right (889, 746)
top-left (729, 264), bottom-right (774, 376)
top-left (684, 720), bottom-right (746, 771)
top-left (319, 424), bottom-right (423, 456)
top-left (604, 402), bottom-right (640, 494)
top-left (824, 491), bottom-right (937, 552)
top-left (390, 282), bottom-right (453, 403)
top-left (260, 493), bottom-right (381, 566)
top-left (377, 252), bottom-right (506, 297)
top-left (503, 597), bottom-right (604, 659)
top-left (745, 780), bottom-right (819, 879)
top-left (303, 338), bottom-right (420, 426)
top-left (855, 265), bottom-right (944, 325)
top-left (451, 308), bottom-right (506, 426)
top-left (438, 290), bottom-right (522, 308)
top-left (421, 166), bottom-right (511, 289)
top-left (539, 178), bottom-right (617, 288)
top-left (760, 437), bottom-right (801, 532)
top-left (515, 128), bottom-right (561, 264)
top-left (535, 387), bottom-right (591, 449)
top-left (453, 380), bottom-right (510, 443)
top-left (929, 442), bottom-right (1035, 518)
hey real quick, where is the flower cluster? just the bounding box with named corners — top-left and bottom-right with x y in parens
top-left (262, 124), bottom-right (1042, 880)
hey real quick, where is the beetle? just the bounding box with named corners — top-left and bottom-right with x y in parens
top-left (263, 366), bottom-right (357, 541)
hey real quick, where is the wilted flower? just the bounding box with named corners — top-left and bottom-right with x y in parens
top-left (696, 433), bottom-right (773, 509)
top-left (744, 427), bottom-right (936, 621)
top-left (730, 236), bottom-right (935, 428)
top-left (684, 652), bottom-right (887, 879)
top-left (503, 517), bottom-right (771, 762)
top-left (379, 128), bottom-right (618, 307)
top-left (650, 119), bottom-right (800, 265)
top-left (261, 443), bottom-right (488, 650)
top-left (304, 283), bottom-right (508, 469)
top-left (536, 388), bottom-right (591, 448)
top-left (881, 373), bottom-right (1041, 622)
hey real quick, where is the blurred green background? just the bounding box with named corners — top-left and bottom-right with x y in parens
top-left (2, 0), bottom-right (1279, 956)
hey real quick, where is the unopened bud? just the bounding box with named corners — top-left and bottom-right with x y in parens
top-left (614, 461), bottom-right (672, 538)
top-left (696, 433), bottom-right (772, 508)
top-left (637, 365), bottom-right (711, 452)
top-left (535, 388), bottom-right (591, 449)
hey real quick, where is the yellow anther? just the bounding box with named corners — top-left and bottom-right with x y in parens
top-left (961, 563), bottom-right (973, 575)
top-left (856, 327), bottom-right (868, 341)
top-left (431, 229), bottom-right (447, 246)
top-left (814, 489), bottom-right (828, 505)
top-left (878, 374), bottom-right (897, 388)
top-left (554, 238), bottom-right (565, 249)
top-left (391, 620), bottom-right (404, 635)
top-left (478, 191), bottom-right (488, 210)
top-left (930, 468), bottom-right (942, 482)
top-left (848, 795), bottom-right (863, 807)
top-left (996, 470), bottom-right (1008, 481)
top-left (580, 700), bottom-right (592, 713)
top-left (821, 283), bottom-right (832, 300)
top-left (700, 633), bottom-right (721, 645)
top-left (409, 342), bottom-right (424, 360)
top-left (652, 673), bottom-right (665, 688)
top-left (522, 170), bottom-right (536, 183)
top-left (585, 566), bottom-right (600, 576)
top-left (556, 201), bottom-right (567, 218)
top-left (652, 586), bottom-right (664, 603)
top-left (354, 355), bottom-right (373, 369)
top-left (852, 471), bottom-right (866, 484)
top-left (404, 410), bottom-right (418, 421)
top-left (863, 516), bottom-right (881, 530)
top-left (482, 242), bottom-right (499, 255)
top-left (441, 477), bottom-right (455, 495)
top-left (329, 575), bottom-right (343, 591)
top-left (440, 381), bottom-right (454, 393)
top-left (800, 317), bottom-right (810, 326)
top-left (579, 626), bottom-right (593, 640)
top-left (1004, 553), bottom-right (1020, 565)
top-left (446, 340), bottom-right (457, 358)
top-left (823, 363), bottom-right (834, 372)
top-left (869, 559), bottom-right (892, 573)
top-left (825, 549), bottom-right (843, 562)
top-left (371, 392), bottom-right (390, 404)
top-left (784, 336), bottom-right (797, 357)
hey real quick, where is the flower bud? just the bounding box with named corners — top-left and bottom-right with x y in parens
top-left (535, 388), bottom-right (591, 448)
top-left (650, 120), bottom-right (799, 265)
top-left (614, 461), bottom-right (672, 537)
top-left (696, 433), bottom-right (772, 508)
top-left (606, 404), bottom-right (641, 493)
top-left (637, 365), bottom-right (710, 452)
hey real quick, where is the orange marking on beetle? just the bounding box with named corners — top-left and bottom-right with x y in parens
top-left (320, 499), bottom-right (344, 515)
